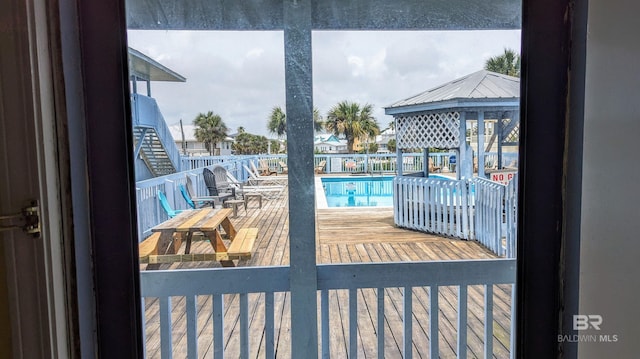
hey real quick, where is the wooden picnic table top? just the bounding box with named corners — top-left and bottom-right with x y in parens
top-left (151, 208), bottom-right (234, 233)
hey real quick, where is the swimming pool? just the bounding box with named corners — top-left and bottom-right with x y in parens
top-left (320, 176), bottom-right (395, 207)
top-left (317, 175), bottom-right (454, 208)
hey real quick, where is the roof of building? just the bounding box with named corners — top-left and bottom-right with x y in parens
top-left (168, 123), bottom-right (233, 143)
top-left (385, 70), bottom-right (519, 114)
top-left (128, 48), bottom-right (186, 82)
top-left (314, 133), bottom-right (341, 143)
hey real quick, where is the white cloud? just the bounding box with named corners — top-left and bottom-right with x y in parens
top-left (127, 29), bottom-right (520, 137)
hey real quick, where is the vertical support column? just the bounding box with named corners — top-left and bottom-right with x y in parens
top-left (423, 147), bottom-right (429, 177)
top-left (284, 1), bottom-right (318, 357)
top-left (396, 147), bottom-right (403, 176)
top-left (146, 79), bottom-right (151, 97)
top-left (497, 112), bottom-right (504, 169)
top-left (478, 111), bottom-right (486, 178)
top-left (457, 112), bottom-right (467, 180)
top-left (395, 118), bottom-right (403, 176)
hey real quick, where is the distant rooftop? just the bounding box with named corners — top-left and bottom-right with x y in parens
top-left (168, 124), bottom-right (233, 143)
top-left (385, 70), bottom-right (519, 115)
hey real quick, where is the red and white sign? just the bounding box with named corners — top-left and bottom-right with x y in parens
top-left (490, 171), bottom-right (517, 185)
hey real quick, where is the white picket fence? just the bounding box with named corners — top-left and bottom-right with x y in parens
top-left (393, 176), bottom-right (475, 240)
top-left (474, 176), bottom-right (518, 258)
top-left (393, 175), bottom-right (518, 257)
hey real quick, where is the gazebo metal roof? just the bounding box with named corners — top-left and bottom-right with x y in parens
top-left (385, 70), bottom-right (519, 115)
top-left (385, 69), bottom-right (520, 180)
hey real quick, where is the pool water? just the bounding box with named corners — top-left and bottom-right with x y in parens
top-left (320, 175), bottom-right (454, 208)
top-left (321, 176), bottom-right (394, 207)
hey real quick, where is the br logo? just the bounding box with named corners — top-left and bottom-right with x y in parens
top-left (573, 315), bottom-right (602, 330)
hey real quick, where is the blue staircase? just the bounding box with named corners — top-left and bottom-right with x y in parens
top-left (131, 93), bottom-right (181, 176)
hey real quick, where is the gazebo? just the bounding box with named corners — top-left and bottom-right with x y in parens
top-left (384, 70), bottom-right (520, 244)
top-left (385, 70), bottom-right (520, 180)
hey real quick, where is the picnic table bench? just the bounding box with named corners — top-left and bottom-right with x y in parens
top-left (139, 208), bottom-right (258, 267)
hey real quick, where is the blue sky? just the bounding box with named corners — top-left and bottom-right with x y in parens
top-left (127, 30), bottom-right (520, 137)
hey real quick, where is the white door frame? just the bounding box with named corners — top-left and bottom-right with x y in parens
top-left (0, 0), bottom-right (87, 356)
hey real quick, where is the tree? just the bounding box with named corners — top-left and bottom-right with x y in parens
top-left (270, 139), bottom-right (284, 154)
top-left (325, 101), bottom-right (380, 153)
top-left (388, 120), bottom-right (395, 131)
top-left (267, 106), bottom-right (324, 138)
top-left (485, 48), bottom-right (520, 77)
top-left (232, 132), bottom-right (269, 155)
top-left (193, 111), bottom-right (228, 155)
top-left (387, 138), bottom-right (396, 153)
top-left (366, 143), bottom-right (378, 154)
top-left (267, 106), bottom-right (287, 138)
top-left (237, 126), bottom-right (246, 134)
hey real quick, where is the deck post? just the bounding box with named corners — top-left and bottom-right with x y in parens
top-left (284, 0), bottom-right (318, 357)
top-left (396, 148), bottom-right (403, 176)
top-left (497, 112), bottom-right (504, 169)
top-left (477, 111), bottom-right (486, 178)
top-left (423, 147), bottom-right (429, 177)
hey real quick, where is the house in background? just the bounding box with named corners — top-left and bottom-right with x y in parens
top-left (168, 123), bottom-right (234, 156)
top-left (314, 133), bottom-right (347, 153)
top-left (375, 127), bottom-right (396, 153)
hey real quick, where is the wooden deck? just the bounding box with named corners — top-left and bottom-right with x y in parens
top-left (142, 191), bottom-right (513, 358)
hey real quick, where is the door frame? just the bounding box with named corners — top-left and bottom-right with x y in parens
top-left (54, 0), bottom-right (586, 358)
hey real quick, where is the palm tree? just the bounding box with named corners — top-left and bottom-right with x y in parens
top-left (267, 106), bottom-right (324, 138)
top-left (485, 48), bottom-right (520, 77)
top-left (193, 111), bottom-right (228, 155)
top-left (267, 106), bottom-right (287, 138)
top-left (325, 101), bottom-right (380, 153)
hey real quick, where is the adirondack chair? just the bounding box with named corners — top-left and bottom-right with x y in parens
top-left (212, 165), bottom-right (237, 197)
top-left (179, 184), bottom-right (197, 209)
top-left (429, 158), bottom-right (442, 173)
top-left (203, 167), bottom-right (235, 205)
top-left (158, 191), bottom-right (185, 218)
top-left (179, 183), bottom-right (212, 209)
top-left (202, 168), bottom-right (235, 204)
top-left (278, 161), bottom-right (288, 174)
top-left (315, 160), bottom-right (326, 174)
top-left (257, 159), bottom-right (277, 176)
top-left (185, 176), bottom-right (218, 208)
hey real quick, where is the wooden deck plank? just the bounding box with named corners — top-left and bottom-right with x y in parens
top-left (141, 190), bottom-right (513, 358)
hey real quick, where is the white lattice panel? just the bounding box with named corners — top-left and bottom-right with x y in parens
top-left (396, 112), bottom-right (460, 149)
top-left (502, 118), bottom-right (520, 143)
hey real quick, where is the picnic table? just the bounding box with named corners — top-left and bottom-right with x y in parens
top-left (140, 208), bottom-right (258, 267)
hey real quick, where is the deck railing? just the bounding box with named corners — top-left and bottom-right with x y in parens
top-left (179, 153), bottom-right (457, 174)
top-left (177, 152), bottom-right (521, 176)
top-left (140, 259), bottom-right (516, 358)
top-left (178, 152), bottom-right (516, 174)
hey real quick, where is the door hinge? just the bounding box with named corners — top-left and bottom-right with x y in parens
top-left (0, 201), bottom-right (41, 237)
